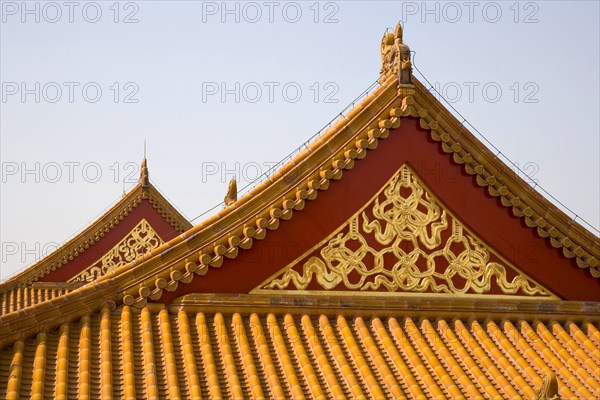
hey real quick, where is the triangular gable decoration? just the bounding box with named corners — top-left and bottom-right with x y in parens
top-left (254, 164), bottom-right (556, 298)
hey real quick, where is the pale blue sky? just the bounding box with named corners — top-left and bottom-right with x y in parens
top-left (1, 1), bottom-right (599, 279)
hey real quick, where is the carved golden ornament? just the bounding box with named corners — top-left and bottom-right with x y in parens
top-left (379, 22), bottom-right (412, 85)
top-left (224, 178), bottom-right (237, 206)
top-left (254, 164), bottom-right (555, 298)
top-left (69, 219), bottom-right (163, 283)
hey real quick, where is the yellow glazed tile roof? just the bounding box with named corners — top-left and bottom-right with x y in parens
top-left (0, 295), bottom-right (598, 400)
top-left (1, 22), bottom-right (598, 400)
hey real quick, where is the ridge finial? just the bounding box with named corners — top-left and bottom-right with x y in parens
top-left (224, 178), bottom-right (237, 206)
top-left (140, 141), bottom-right (149, 190)
top-left (379, 21), bottom-right (412, 85)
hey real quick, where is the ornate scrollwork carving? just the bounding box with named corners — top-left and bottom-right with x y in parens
top-left (379, 22), bottom-right (412, 85)
top-left (69, 219), bottom-right (163, 283)
top-left (255, 164), bottom-right (555, 298)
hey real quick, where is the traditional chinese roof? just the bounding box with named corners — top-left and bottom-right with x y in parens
top-left (0, 22), bottom-right (598, 399)
top-left (0, 158), bottom-right (192, 314)
top-left (0, 295), bottom-right (598, 399)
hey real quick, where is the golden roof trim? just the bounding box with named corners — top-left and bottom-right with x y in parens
top-left (30, 281), bottom-right (85, 290)
top-left (170, 293), bottom-right (600, 322)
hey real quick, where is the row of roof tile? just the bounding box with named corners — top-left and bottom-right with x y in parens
top-left (1, 302), bottom-right (598, 399)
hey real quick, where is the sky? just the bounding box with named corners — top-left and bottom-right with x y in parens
top-left (1, 0), bottom-right (599, 280)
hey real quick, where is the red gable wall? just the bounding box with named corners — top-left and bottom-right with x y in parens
top-left (160, 118), bottom-right (599, 302)
top-left (39, 200), bottom-right (180, 282)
